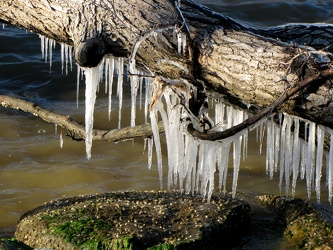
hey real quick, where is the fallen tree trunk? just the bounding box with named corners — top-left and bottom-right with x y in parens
top-left (1, 0), bottom-right (333, 129)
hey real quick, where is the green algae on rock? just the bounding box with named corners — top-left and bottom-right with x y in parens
top-left (15, 191), bottom-right (250, 250)
top-left (257, 195), bottom-right (333, 249)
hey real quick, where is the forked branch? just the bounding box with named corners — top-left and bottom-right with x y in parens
top-left (0, 95), bottom-right (164, 142)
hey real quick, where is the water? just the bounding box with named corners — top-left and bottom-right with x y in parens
top-left (1, 0), bottom-right (333, 238)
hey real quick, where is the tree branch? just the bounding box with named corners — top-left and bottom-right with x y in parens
top-left (0, 95), bottom-right (164, 142)
top-left (187, 68), bottom-right (333, 141)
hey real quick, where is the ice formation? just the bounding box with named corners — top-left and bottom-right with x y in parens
top-left (60, 43), bottom-right (73, 75)
top-left (80, 56), bottom-right (129, 159)
top-left (265, 113), bottom-right (333, 203)
top-left (59, 129), bottom-right (63, 148)
top-left (82, 66), bottom-right (99, 160)
top-left (39, 35), bottom-right (56, 71)
top-left (148, 83), bottom-right (333, 202)
top-left (37, 35), bottom-right (333, 203)
top-left (39, 34), bottom-right (73, 73)
top-left (117, 57), bottom-right (124, 129)
top-left (149, 85), bottom-right (252, 201)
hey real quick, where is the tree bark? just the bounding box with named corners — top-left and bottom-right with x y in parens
top-left (1, 0), bottom-right (333, 128)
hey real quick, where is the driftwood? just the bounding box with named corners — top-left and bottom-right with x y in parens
top-left (1, 0), bottom-right (333, 137)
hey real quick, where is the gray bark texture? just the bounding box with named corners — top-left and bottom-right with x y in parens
top-left (1, 0), bottom-right (333, 129)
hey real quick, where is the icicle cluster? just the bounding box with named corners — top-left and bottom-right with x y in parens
top-left (39, 34), bottom-right (73, 74)
top-left (79, 56), bottom-right (150, 159)
top-left (149, 91), bottom-right (333, 203)
top-left (39, 35), bottom-right (56, 71)
top-left (79, 56), bottom-right (126, 159)
top-left (173, 29), bottom-right (187, 55)
top-left (37, 34), bottom-right (333, 203)
top-left (149, 89), bottom-right (256, 202)
top-left (265, 113), bottom-right (333, 203)
top-left (39, 34), bottom-right (152, 159)
top-left (60, 43), bottom-right (73, 75)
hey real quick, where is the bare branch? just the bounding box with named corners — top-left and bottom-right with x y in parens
top-left (187, 68), bottom-right (333, 141)
top-left (0, 95), bottom-right (164, 142)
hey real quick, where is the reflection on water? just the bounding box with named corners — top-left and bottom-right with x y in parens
top-left (0, 0), bottom-right (332, 237)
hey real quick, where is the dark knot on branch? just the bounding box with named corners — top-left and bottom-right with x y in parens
top-left (74, 38), bottom-right (106, 67)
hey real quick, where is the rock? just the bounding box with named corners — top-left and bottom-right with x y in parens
top-left (15, 191), bottom-right (250, 250)
top-left (257, 195), bottom-right (333, 249)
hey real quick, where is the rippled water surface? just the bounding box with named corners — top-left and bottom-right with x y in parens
top-left (1, 0), bottom-right (332, 237)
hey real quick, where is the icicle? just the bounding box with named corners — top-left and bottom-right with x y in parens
top-left (266, 119), bottom-right (274, 179)
top-left (117, 57), bottom-right (124, 129)
top-left (129, 59), bottom-right (139, 127)
top-left (44, 37), bottom-right (49, 63)
top-left (59, 129), bottom-right (63, 148)
top-left (83, 67), bottom-right (99, 160)
top-left (232, 137), bottom-right (242, 198)
top-left (196, 143), bottom-right (205, 193)
top-left (315, 125), bottom-right (324, 203)
top-left (60, 43), bottom-right (72, 75)
top-left (274, 124), bottom-right (280, 173)
top-left (147, 137), bottom-right (154, 170)
top-left (150, 108), bottom-right (163, 188)
top-left (61, 43), bottom-right (65, 74)
top-left (242, 112), bottom-right (249, 161)
top-left (256, 125), bottom-right (259, 143)
top-left (157, 93), bottom-right (182, 191)
top-left (184, 135), bottom-right (197, 194)
top-left (218, 142), bottom-right (231, 194)
top-left (291, 117), bottom-right (300, 198)
top-left (327, 130), bottom-right (333, 204)
top-left (40, 35), bottom-right (45, 59)
top-left (279, 116), bottom-right (288, 193)
top-left (98, 57), bottom-right (106, 94)
top-left (54, 124), bottom-right (58, 134)
top-left (300, 139), bottom-right (307, 180)
top-left (284, 115), bottom-right (292, 195)
top-left (139, 76), bottom-right (143, 110)
top-left (226, 106), bottom-right (234, 129)
top-left (177, 126), bottom-right (185, 192)
top-left (106, 55), bottom-right (114, 121)
top-left (214, 102), bottom-right (225, 130)
top-left (76, 65), bottom-right (81, 108)
top-left (204, 145), bottom-right (217, 203)
top-left (306, 121), bottom-right (316, 199)
top-left (182, 33), bottom-right (187, 54)
top-left (143, 137), bottom-right (147, 153)
top-left (64, 43), bottom-right (69, 75)
top-left (177, 32), bottom-right (182, 54)
top-left (144, 78), bottom-right (153, 124)
top-left (48, 39), bottom-right (55, 71)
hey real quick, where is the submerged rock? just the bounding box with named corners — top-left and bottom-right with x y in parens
top-left (15, 191), bottom-right (250, 250)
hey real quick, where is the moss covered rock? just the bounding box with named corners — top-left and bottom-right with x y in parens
top-left (257, 195), bottom-right (333, 249)
top-left (15, 191), bottom-right (250, 250)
